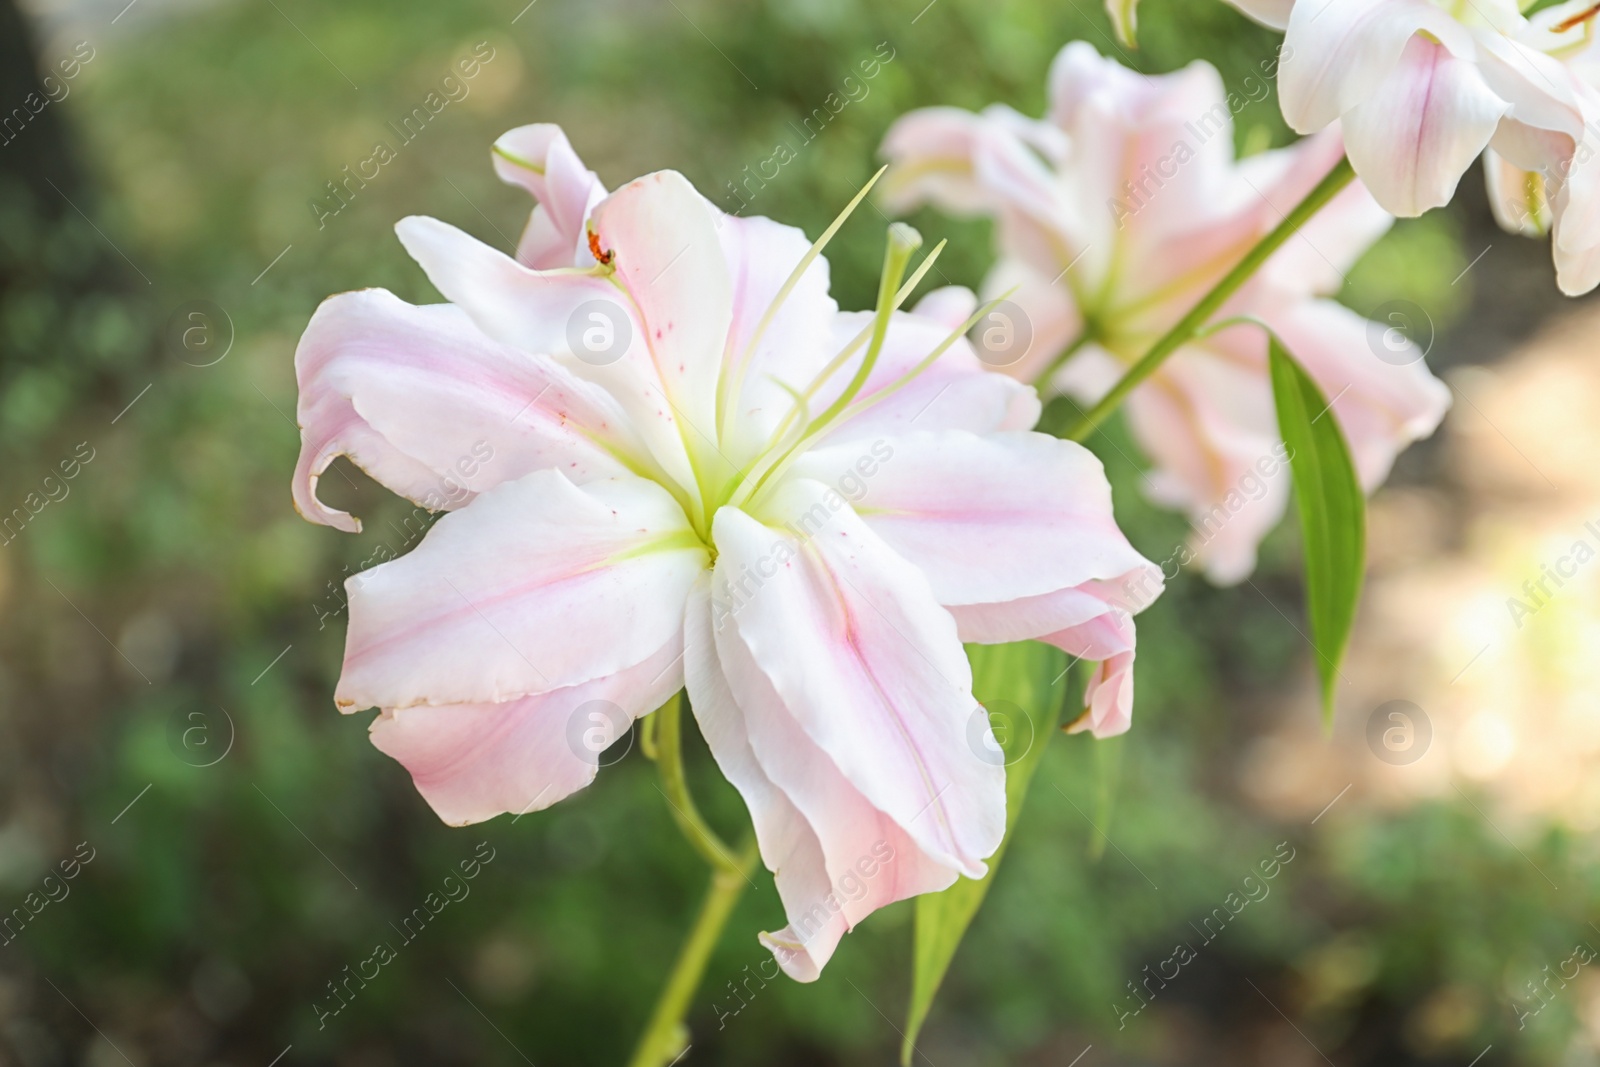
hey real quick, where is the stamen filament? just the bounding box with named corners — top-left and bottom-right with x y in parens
top-left (761, 238), bottom-right (949, 449)
top-left (715, 165), bottom-right (889, 443)
top-left (810, 222), bottom-right (923, 430)
top-left (736, 290), bottom-right (1014, 514)
top-left (723, 227), bottom-right (940, 514)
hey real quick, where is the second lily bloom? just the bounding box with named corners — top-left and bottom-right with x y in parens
top-left (882, 42), bottom-right (1450, 584)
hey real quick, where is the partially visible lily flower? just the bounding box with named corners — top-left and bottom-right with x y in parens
top-left (1107, 0), bottom-right (1140, 48)
top-left (1224, 0), bottom-right (1600, 294)
top-left (292, 124), bottom-right (1162, 979)
top-left (881, 43), bottom-right (1450, 584)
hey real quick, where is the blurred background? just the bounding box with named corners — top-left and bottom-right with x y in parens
top-left (1, 0), bottom-right (1596, 1063)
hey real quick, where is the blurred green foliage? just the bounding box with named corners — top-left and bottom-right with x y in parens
top-left (0, 0), bottom-right (1583, 1065)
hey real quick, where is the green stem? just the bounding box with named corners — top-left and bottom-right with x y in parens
top-left (628, 694), bottom-right (760, 1067)
top-left (654, 693), bottom-right (741, 874)
top-left (1066, 155), bottom-right (1356, 443)
top-left (626, 842), bottom-right (759, 1067)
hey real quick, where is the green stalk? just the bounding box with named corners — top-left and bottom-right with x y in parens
top-left (626, 842), bottom-right (759, 1067)
top-left (1067, 156), bottom-right (1356, 442)
top-left (809, 222), bottom-right (922, 429)
top-left (653, 693), bottom-right (742, 875)
top-left (627, 695), bottom-right (760, 1067)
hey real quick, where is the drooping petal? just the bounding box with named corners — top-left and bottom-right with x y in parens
top-left (336, 471), bottom-right (705, 711)
top-left (1279, 0), bottom-right (1475, 133)
top-left (1055, 610), bottom-right (1140, 738)
top-left (683, 578), bottom-right (840, 976)
top-left (685, 578), bottom-right (956, 981)
top-left (789, 430), bottom-right (1150, 607)
top-left (490, 124), bottom-right (608, 269)
top-left (394, 214), bottom-right (699, 495)
top-left (944, 577), bottom-right (1153, 739)
top-left (713, 483), bottom-right (1004, 879)
top-left (788, 429), bottom-right (1161, 738)
top-left (1340, 36), bottom-right (1509, 216)
top-left (292, 288), bottom-right (651, 532)
top-left (369, 634), bottom-right (685, 826)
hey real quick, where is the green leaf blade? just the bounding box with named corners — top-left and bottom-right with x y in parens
top-left (901, 640), bottom-right (1069, 1064)
top-left (1267, 337), bottom-right (1367, 728)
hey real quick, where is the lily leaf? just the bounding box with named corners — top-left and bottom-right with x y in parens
top-left (1268, 336), bottom-right (1366, 728)
top-left (901, 640), bottom-right (1070, 1065)
top-left (1107, 0), bottom-right (1140, 47)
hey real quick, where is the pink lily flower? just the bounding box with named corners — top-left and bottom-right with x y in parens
top-left (291, 124), bottom-right (1162, 979)
top-left (1226, 0), bottom-right (1600, 294)
top-left (880, 43), bottom-right (1451, 584)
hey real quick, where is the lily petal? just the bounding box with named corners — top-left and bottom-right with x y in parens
top-left (715, 212), bottom-right (838, 466)
top-left (1125, 341), bottom-right (1288, 585)
top-left (1057, 610), bottom-right (1141, 738)
top-left (369, 633), bottom-right (685, 826)
top-left (490, 124), bottom-right (608, 269)
top-left (816, 309), bottom-right (1041, 444)
top-left (714, 483), bottom-right (1004, 878)
top-left (336, 471), bottom-right (705, 711)
top-left (588, 171), bottom-right (734, 482)
top-left (880, 107), bottom-right (999, 217)
top-left (1340, 35), bottom-right (1510, 216)
top-left (394, 213), bottom-right (700, 496)
top-left (686, 578), bottom-right (956, 981)
top-left (790, 430), bottom-right (1150, 606)
top-left (292, 288), bottom-right (650, 532)
top-left (1280, 0), bottom-right (1477, 133)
